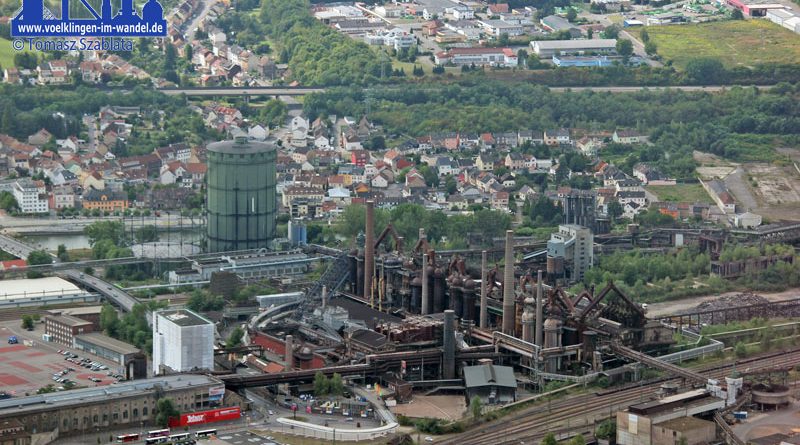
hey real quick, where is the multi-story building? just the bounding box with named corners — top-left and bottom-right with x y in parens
top-left (13, 179), bottom-right (48, 213)
top-left (530, 39), bottom-right (617, 58)
top-left (152, 309), bottom-right (214, 374)
top-left (0, 375), bottom-right (226, 438)
top-left (82, 189), bottom-right (129, 212)
top-left (44, 314), bottom-right (94, 346)
top-left (547, 224), bottom-right (593, 283)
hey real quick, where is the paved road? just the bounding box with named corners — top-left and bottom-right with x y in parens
top-left (61, 269), bottom-right (140, 313)
top-left (0, 232), bottom-right (44, 259)
top-left (184, 0), bottom-right (217, 41)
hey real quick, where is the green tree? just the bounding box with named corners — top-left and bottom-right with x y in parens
top-left (616, 39), bottom-right (634, 61)
top-left (226, 327), bottom-right (245, 349)
top-left (677, 437), bottom-right (688, 445)
top-left (469, 395), bottom-right (482, 419)
top-left (541, 433), bottom-right (558, 445)
top-left (734, 341), bottom-right (748, 358)
top-left (155, 398), bottom-right (180, 427)
top-left (685, 57), bottom-right (726, 85)
top-left (84, 221), bottom-right (127, 247)
top-left (569, 434), bottom-right (586, 445)
top-left (596, 419), bottom-right (616, 439)
top-left (329, 372), bottom-right (344, 396)
top-left (645, 41), bottom-right (658, 56)
top-left (135, 225), bottom-right (159, 243)
top-left (27, 250), bottom-right (52, 265)
top-left (566, 7), bottom-right (577, 22)
top-left (21, 314), bottom-right (34, 330)
top-left (602, 25), bottom-right (620, 39)
top-left (56, 244), bottom-right (69, 262)
top-left (607, 201), bottom-right (623, 222)
top-left (100, 304), bottom-right (119, 336)
top-left (313, 371), bottom-right (329, 396)
top-left (731, 8), bottom-right (744, 19)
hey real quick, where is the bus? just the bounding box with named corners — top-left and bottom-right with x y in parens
top-left (169, 433), bottom-right (190, 441)
top-left (196, 429), bottom-right (217, 438)
top-left (144, 438), bottom-right (168, 445)
top-left (147, 429), bottom-right (170, 438)
top-left (115, 433), bottom-right (140, 443)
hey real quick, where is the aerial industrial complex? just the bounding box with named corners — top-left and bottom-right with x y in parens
top-left (0, 134), bottom-right (798, 445)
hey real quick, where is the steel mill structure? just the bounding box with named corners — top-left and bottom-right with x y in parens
top-left (206, 136), bottom-right (277, 252)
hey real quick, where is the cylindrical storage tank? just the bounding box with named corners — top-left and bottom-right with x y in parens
top-left (206, 137), bottom-right (277, 252)
top-left (547, 256), bottom-right (564, 276)
top-left (410, 276), bottom-right (422, 313)
top-left (433, 268), bottom-right (445, 313)
top-left (463, 279), bottom-right (476, 323)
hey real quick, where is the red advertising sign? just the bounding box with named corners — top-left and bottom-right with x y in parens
top-left (168, 407), bottom-right (241, 427)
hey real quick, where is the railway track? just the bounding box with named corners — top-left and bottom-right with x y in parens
top-left (443, 348), bottom-right (800, 445)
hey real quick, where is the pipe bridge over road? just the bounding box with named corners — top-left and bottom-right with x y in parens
top-left (610, 342), bottom-right (708, 385)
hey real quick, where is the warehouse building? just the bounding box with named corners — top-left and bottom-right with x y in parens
top-left (463, 363), bottom-right (517, 405)
top-left (0, 375), bottom-right (225, 438)
top-left (530, 39), bottom-right (617, 58)
top-left (74, 333), bottom-right (147, 379)
top-left (434, 47), bottom-right (518, 67)
top-left (152, 309), bottom-right (215, 374)
top-left (0, 277), bottom-right (95, 309)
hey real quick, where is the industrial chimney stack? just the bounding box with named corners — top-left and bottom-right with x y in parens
top-left (502, 230), bottom-right (515, 335)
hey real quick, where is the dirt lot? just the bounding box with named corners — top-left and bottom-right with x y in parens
top-left (0, 321), bottom-right (122, 396)
top-left (391, 395), bottom-right (466, 421)
top-left (647, 287), bottom-right (800, 318)
top-left (733, 397), bottom-right (800, 441)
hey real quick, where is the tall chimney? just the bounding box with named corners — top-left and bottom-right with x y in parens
top-left (502, 230), bottom-right (515, 335)
top-left (321, 285), bottom-right (328, 309)
top-left (421, 253), bottom-right (429, 315)
top-left (284, 335), bottom-right (294, 371)
top-left (443, 310), bottom-right (456, 379)
top-left (363, 201), bottom-right (375, 301)
top-left (535, 269), bottom-right (544, 348)
top-left (479, 250), bottom-right (488, 329)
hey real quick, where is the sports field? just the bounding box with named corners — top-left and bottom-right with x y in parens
top-left (632, 20), bottom-right (800, 68)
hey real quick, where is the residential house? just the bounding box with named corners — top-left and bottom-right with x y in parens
top-left (476, 154), bottom-right (494, 172)
top-left (505, 153), bottom-right (525, 171)
top-left (27, 128), bottom-right (53, 146)
top-left (51, 185), bottom-right (76, 210)
top-left (633, 163), bottom-right (676, 186)
top-left (544, 129), bottom-right (570, 146)
top-left (612, 130), bottom-right (642, 144)
top-left (702, 179), bottom-right (736, 214)
top-left (576, 137), bottom-right (603, 157)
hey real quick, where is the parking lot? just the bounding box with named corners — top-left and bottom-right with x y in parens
top-left (0, 321), bottom-right (125, 396)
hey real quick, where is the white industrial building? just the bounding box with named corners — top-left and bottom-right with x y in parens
top-left (530, 39), bottom-right (617, 58)
top-left (152, 309), bottom-right (215, 374)
top-left (13, 179), bottom-right (48, 213)
top-left (434, 47), bottom-right (518, 67)
top-left (547, 224), bottom-right (594, 283)
top-left (364, 28), bottom-right (417, 50)
top-left (0, 277), bottom-right (95, 309)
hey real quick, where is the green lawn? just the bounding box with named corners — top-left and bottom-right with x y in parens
top-left (647, 183), bottom-right (713, 203)
top-left (0, 37), bottom-right (39, 69)
top-left (631, 20), bottom-right (800, 68)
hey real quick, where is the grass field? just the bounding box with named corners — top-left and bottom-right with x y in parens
top-left (647, 183), bottom-right (713, 203)
top-left (0, 37), bottom-right (39, 69)
top-left (632, 20), bottom-right (800, 68)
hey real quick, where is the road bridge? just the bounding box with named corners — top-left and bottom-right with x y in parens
top-left (60, 269), bottom-right (140, 313)
top-left (158, 86), bottom-right (326, 97)
top-left (0, 233), bottom-right (51, 260)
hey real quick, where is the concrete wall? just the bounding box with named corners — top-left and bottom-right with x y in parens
top-left (616, 411), bottom-right (652, 445)
top-left (651, 421), bottom-right (715, 445)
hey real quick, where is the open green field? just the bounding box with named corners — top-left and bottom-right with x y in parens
top-left (632, 20), bottom-right (800, 68)
top-left (647, 183), bottom-right (713, 203)
top-left (0, 37), bottom-right (39, 69)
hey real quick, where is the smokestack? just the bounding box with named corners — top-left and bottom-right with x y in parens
top-left (535, 269), bottom-right (543, 348)
top-left (421, 253), bottom-right (429, 315)
top-left (443, 310), bottom-right (455, 379)
top-left (363, 201), bottom-right (375, 301)
top-left (479, 250), bottom-right (488, 329)
top-left (502, 230), bottom-right (515, 335)
top-left (284, 335), bottom-right (294, 371)
top-left (322, 285), bottom-right (328, 309)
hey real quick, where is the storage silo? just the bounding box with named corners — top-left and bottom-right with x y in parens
top-left (206, 137), bottom-right (277, 252)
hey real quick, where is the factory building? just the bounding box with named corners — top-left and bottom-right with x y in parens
top-left (169, 250), bottom-right (318, 284)
top-left (0, 375), bottom-right (225, 438)
top-left (547, 224), bottom-right (593, 283)
top-left (152, 309), bottom-right (215, 374)
top-left (74, 332), bottom-right (147, 379)
top-left (44, 314), bottom-right (94, 346)
top-left (206, 137), bottom-right (277, 252)
top-left (530, 39), bottom-right (617, 58)
top-left (463, 362), bottom-right (517, 405)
